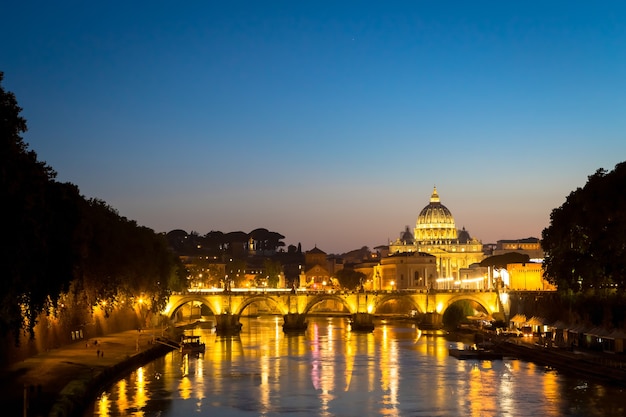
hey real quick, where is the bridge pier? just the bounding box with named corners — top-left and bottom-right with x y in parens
top-left (215, 313), bottom-right (242, 335)
top-left (418, 312), bottom-right (443, 330)
top-left (350, 313), bottom-right (375, 332)
top-left (282, 313), bottom-right (308, 333)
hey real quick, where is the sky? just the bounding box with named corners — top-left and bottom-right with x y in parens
top-left (2, 1), bottom-right (625, 254)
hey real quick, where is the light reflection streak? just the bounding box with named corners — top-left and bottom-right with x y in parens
top-left (467, 364), bottom-right (487, 417)
top-left (116, 379), bottom-right (127, 414)
top-left (135, 366), bottom-right (147, 413)
top-left (260, 354), bottom-right (270, 412)
top-left (310, 322), bottom-right (321, 390)
top-left (498, 361), bottom-right (515, 413)
top-left (309, 320), bottom-right (341, 416)
top-left (378, 324), bottom-right (400, 416)
top-left (179, 354), bottom-right (192, 399)
top-left (344, 332), bottom-right (354, 391)
top-left (540, 367), bottom-right (560, 417)
top-left (380, 325), bottom-right (390, 391)
top-left (98, 392), bottom-right (109, 416)
top-left (194, 355), bottom-right (205, 405)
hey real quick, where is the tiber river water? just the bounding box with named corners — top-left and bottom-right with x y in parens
top-left (88, 317), bottom-right (625, 417)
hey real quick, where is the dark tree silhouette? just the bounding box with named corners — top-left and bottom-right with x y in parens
top-left (1, 72), bottom-right (184, 342)
top-left (542, 161), bottom-right (626, 292)
top-left (1, 72), bottom-right (81, 339)
top-left (335, 269), bottom-right (366, 291)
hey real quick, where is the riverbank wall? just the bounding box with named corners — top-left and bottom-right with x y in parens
top-left (49, 340), bottom-right (176, 417)
top-left (496, 338), bottom-right (626, 386)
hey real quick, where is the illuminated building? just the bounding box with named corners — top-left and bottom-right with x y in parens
top-left (302, 246), bottom-right (332, 289)
top-left (386, 187), bottom-right (485, 286)
top-left (503, 262), bottom-right (555, 291)
top-left (493, 237), bottom-right (544, 260)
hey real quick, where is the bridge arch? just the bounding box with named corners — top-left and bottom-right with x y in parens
top-left (303, 294), bottom-right (353, 315)
top-left (165, 295), bottom-right (219, 321)
top-left (371, 294), bottom-right (423, 315)
top-left (234, 295), bottom-right (287, 316)
top-left (443, 293), bottom-right (495, 317)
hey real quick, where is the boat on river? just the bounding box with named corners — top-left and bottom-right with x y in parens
top-left (449, 344), bottom-right (503, 360)
top-left (180, 335), bottom-right (205, 354)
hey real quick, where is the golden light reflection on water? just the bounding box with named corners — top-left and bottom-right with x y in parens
top-left (259, 354), bottom-right (270, 412)
top-left (378, 323), bottom-right (400, 415)
top-left (92, 318), bottom-right (626, 416)
top-left (98, 392), bottom-right (109, 416)
top-left (134, 366), bottom-right (147, 413)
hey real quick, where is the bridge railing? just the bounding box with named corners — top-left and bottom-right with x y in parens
top-left (175, 288), bottom-right (501, 296)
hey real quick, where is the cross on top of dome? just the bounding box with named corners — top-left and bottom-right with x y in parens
top-left (430, 186), bottom-right (440, 203)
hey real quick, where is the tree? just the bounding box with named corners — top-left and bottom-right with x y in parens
top-left (335, 269), bottom-right (366, 291)
top-left (226, 258), bottom-right (247, 288)
top-left (1, 72), bottom-right (81, 340)
top-left (1, 72), bottom-right (184, 341)
top-left (263, 259), bottom-right (283, 288)
top-left (542, 162), bottom-right (626, 292)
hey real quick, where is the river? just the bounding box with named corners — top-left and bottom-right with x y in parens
top-left (88, 317), bottom-right (625, 416)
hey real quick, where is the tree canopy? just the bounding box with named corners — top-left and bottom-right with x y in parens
top-left (1, 72), bottom-right (184, 341)
top-left (542, 161), bottom-right (626, 292)
top-left (335, 268), bottom-right (366, 291)
top-left (479, 252), bottom-right (530, 269)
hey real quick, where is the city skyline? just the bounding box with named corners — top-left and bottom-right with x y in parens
top-left (2, 2), bottom-right (625, 254)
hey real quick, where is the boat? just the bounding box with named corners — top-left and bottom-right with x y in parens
top-left (180, 335), bottom-right (206, 354)
top-left (448, 344), bottom-right (503, 360)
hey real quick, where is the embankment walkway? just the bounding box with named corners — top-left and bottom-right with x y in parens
top-left (0, 330), bottom-right (176, 417)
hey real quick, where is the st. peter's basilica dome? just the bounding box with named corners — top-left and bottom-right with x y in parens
top-left (414, 187), bottom-right (458, 243)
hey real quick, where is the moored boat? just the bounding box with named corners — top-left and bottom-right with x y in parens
top-left (180, 335), bottom-right (206, 354)
top-left (449, 344), bottom-right (503, 360)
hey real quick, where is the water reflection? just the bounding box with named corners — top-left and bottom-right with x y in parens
top-left (91, 317), bottom-right (626, 417)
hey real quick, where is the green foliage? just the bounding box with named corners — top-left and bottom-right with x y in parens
top-left (263, 259), bottom-right (282, 288)
top-left (335, 269), bottom-right (366, 290)
top-left (542, 162), bottom-right (626, 292)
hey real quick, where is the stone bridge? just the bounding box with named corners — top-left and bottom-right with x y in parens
top-left (164, 288), bottom-right (507, 333)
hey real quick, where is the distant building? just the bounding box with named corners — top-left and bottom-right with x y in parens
top-left (301, 246), bottom-right (332, 289)
top-left (296, 188), bottom-right (548, 292)
top-left (494, 237), bottom-right (544, 260)
top-left (375, 251), bottom-right (438, 290)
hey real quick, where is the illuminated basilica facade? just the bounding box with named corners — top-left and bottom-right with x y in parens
top-left (385, 187), bottom-right (485, 287)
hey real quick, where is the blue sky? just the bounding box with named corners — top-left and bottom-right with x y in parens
top-left (2, 1), bottom-right (625, 254)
